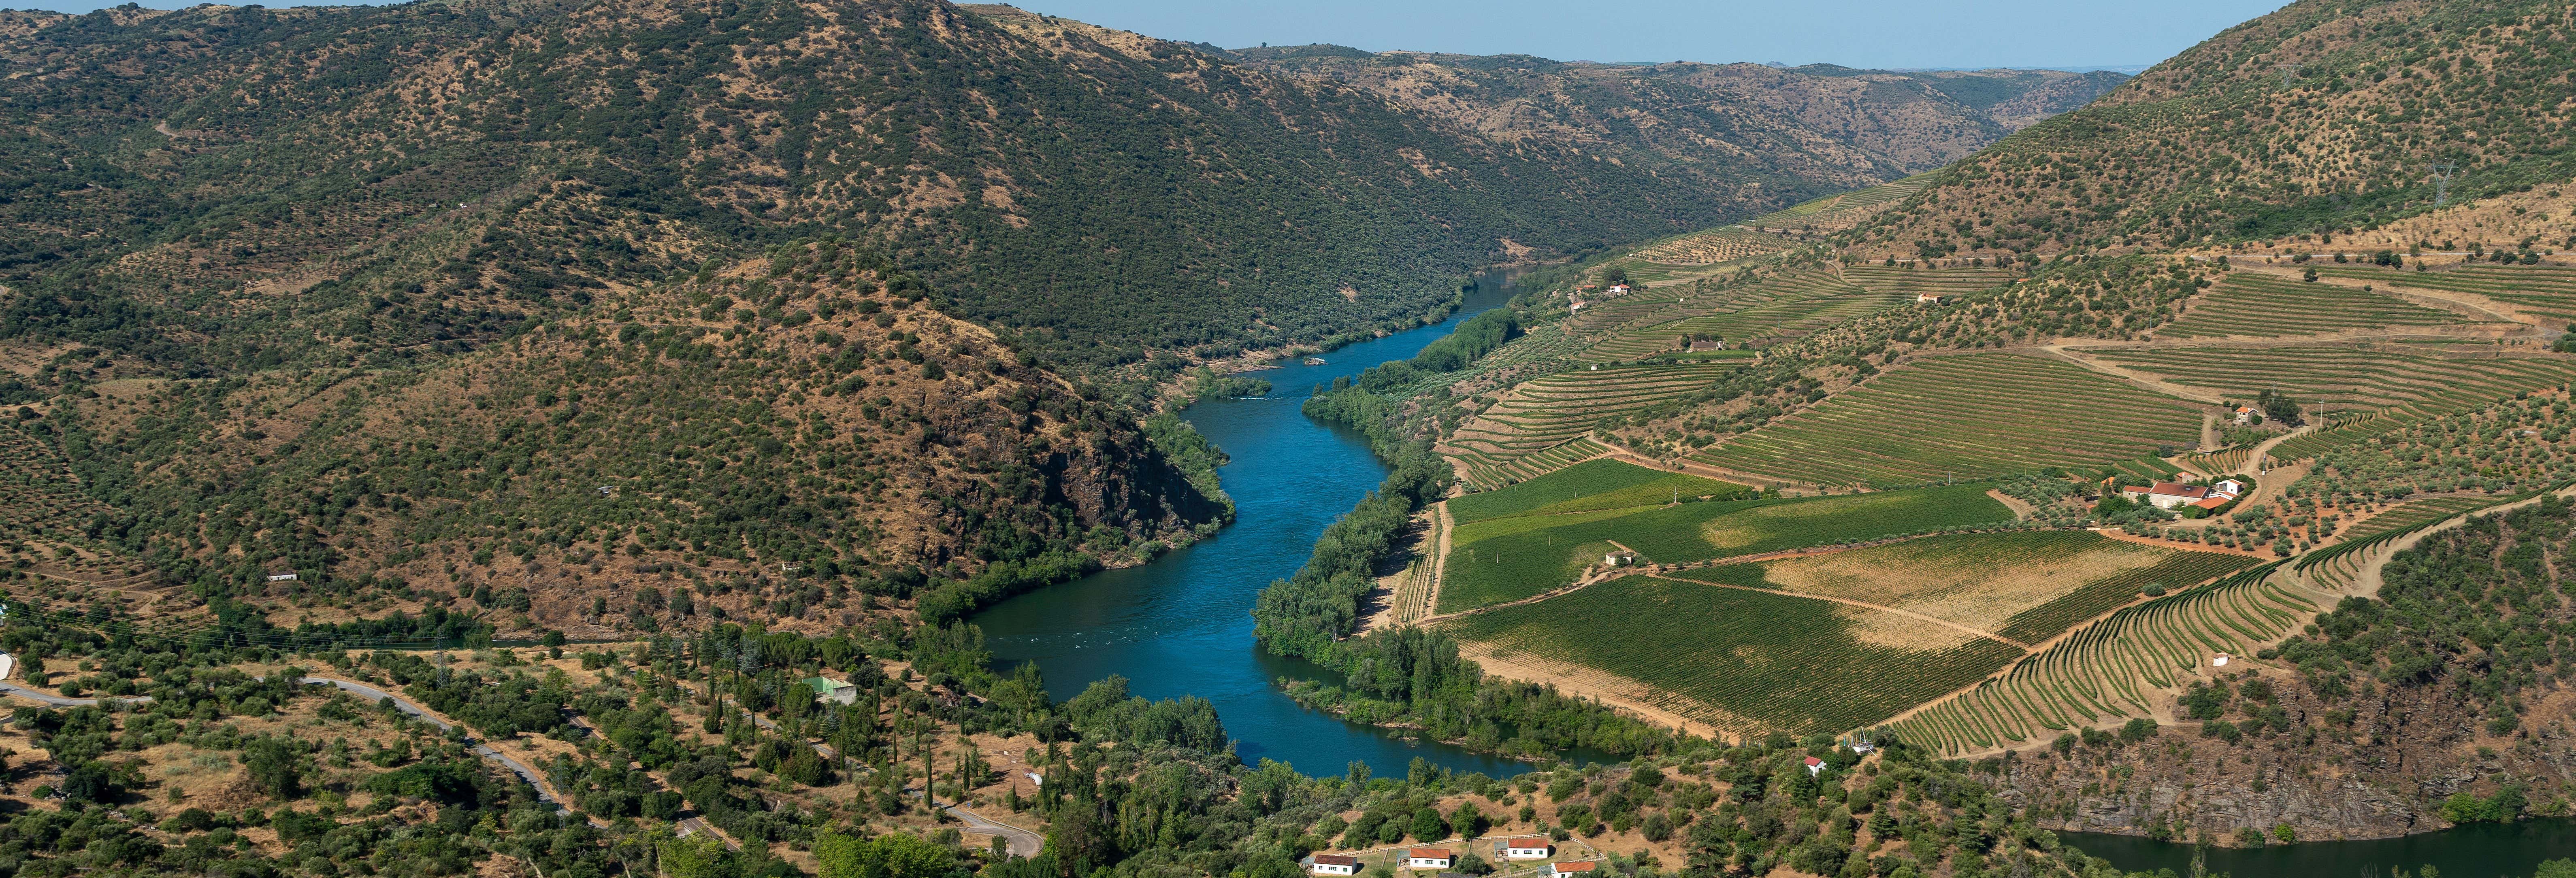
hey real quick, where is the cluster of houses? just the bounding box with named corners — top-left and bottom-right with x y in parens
top-left (1304, 840), bottom-right (1594, 878)
top-left (2116, 478), bottom-right (2247, 513)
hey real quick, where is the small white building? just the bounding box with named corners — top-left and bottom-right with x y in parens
top-left (266, 572), bottom-right (298, 582)
top-left (1607, 283), bottom-right (1630, 296)
top-left (1550, 863), bottom-right (1599, 878)
top-left (2233, 406), bottom-right (2259, 425)
top-left (1915, 293), bottom-right (1947, 304)
top-left (1406, 849), bottom-right (1454, 869)
top-left (2119, 481), bottom-right (2242, 510)
top-left (1804, 756), bottom-right (1825, 776)
top-left (1306, 855), bottom-right (1357, 876)
top-left (1502, 838), bottom-right (1554, 860)
top-left (1602, 551), bottom-right (1638, 567)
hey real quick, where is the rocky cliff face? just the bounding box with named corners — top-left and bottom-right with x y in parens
top-left (1984, 670), bottom-right (2576, 844)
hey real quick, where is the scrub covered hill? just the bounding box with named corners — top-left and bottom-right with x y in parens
top-left (1226, 47), bottom-right (2128, 189)
top-left (1846, 0), bottom-right (2576, 259)
top-left (2, 0), bottom-right (1956, 382)
top-left (25, 242), bottom-right (1223, 639)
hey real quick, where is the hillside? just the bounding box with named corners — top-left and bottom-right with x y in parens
top-left (1227, 47), bottom-right (2126, 189)
top-left (10, 242), bottom-right (1221, 639)
top-left (0, 0), bottom-right (2115, 390)
top-left (1846, 0), bottom-right (2576, 260)
top-left (1278, 1), bottom-right (2576, 841)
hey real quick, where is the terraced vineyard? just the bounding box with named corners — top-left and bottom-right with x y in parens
top-left (1438, 484), bottom-right (2010, 612)
top-left (2080, 347), bottom-right (2576, 461)
top-left (1672, 530), bottom-right (2259, 645)
top-left (2297, 494), bottom-right (2521, 591)
top-left (1570, 283), bottom-right (1702, 334)
top-left (1741, 174), bottom-right (1935, 232)
top-left (1632, 227), bottom-right (1791, 265)
top-left (1883, 564), bottom-right (2322, 756)
top-left (1578, 271), bottom-right (1897, 363)
top-left (2160, 272), bottom-right (2477, 338)
top-left (1839, 264), bottom-right (2016, 300)
top-left (2181, 445), bottom-right (2255, 476)
top-left (1693, 353), bottom-right (2206, 486)
top-left (1447, 458), bottom-right (1751, 525)
top-left (2317, 263), bottom-right (2576, 324)
top-left (1449, 574), bottom-right (2025, 737)
top-left (1446, 366), bottom-right (1720, 487)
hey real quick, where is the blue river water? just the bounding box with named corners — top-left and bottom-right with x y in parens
top-left (2065, 820), bottom-right (2576, 878)
top-left (968, 273), bottom-right (1557, 779)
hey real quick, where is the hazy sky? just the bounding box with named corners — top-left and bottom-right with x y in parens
top-left (12, 0), bottom-right (2288, 71)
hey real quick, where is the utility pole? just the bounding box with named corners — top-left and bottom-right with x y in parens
top-left (2276, 63), bottom-right (2300, 87)
top-left (2428, 163), bottom-right (2459, 207)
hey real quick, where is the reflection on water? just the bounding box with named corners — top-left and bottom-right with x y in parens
top-left (972, 272), bottom-right (1594, 778)
top-left (2063, 819), bottom-right (2576, 878)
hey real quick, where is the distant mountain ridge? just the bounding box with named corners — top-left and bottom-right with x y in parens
top-left (1222, 45), bottom-right (2128, 186)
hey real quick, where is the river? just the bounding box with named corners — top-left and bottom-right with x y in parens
top-left (969, 271), bottom-right (1564, 780)
top-left (2066, 821), bottom-right (2576, 877)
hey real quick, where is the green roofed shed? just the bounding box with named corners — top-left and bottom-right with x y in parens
top-left (803, 676), bottom-right (859, 705)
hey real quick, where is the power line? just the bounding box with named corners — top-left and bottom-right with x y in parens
top-left (2427, 163), bottom-right (2459, 207)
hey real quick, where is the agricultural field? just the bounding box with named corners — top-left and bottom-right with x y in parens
top-left (1674, 531), bottom-right (2262, 645)
top-left (1445, 365), bottom-right (1722, 488)
top-left (1839, 264), bottom-right (2016, 299)
top-left (0, 421), bottom-right (135, 576)
top-left (1631, 227), bottom-right (1792, 265)
top-left (2295, 493), bottom-right (2524, 591)
top-left (2317, 263), bottom-right (2576, 324)
top-left (1883, 564), bottom-right (2324, 756)
top-left (2339, 495), bottom-right (2507, 541)
top-left (2159, 272), bottom-right (2478, 338)
top-left (1447, 458), bottom-right (1752, 525)
top-left (1438, 484), bottom-right (2011, 613)
top-left (1741, 174), bottom-right (1935, 232)
top-left (1577, 271), bottom-right (1894, 362)
top-left (1693, 353), bottom-right (2206, 486)
top-left (1449, 574), bottom-right (2025, 737)
top-left (2078, 346), bottom-right (2576, 461)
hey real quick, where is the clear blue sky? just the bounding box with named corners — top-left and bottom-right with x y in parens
top-left (10, 0), bottom-right (2287, 71)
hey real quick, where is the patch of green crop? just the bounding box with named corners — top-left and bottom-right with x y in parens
top-left (1451, 575), bottom-right (2022, 734)
top-left (1438, 484), bottom-right (2010, 612)
top-left (1447, 458), bottom-right (1752, 524)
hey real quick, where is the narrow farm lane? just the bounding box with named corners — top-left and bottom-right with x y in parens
top-left (294, 676), bottom-right (590, 819)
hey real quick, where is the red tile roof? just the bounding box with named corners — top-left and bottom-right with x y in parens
top-left (1312, 855), bottom-right (1358, 867)
top-left (1506, 838), bottom-right (1551, 849)
top-left (1804, 756), bottom-right (1824, 766)
top-left (1553, 863), bottom-right (1599, 874)
top-left (1408, 849), bottom-right (1453, 860)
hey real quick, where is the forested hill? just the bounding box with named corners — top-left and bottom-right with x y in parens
top-left (1227, 46), bottom-right (2127, 186)
top-left (1846, 0), bottom-right (2576, 260)
top-left (5, 0), bottom-right (1906, 378)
